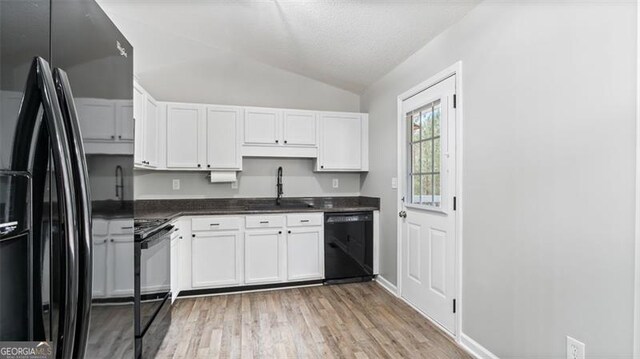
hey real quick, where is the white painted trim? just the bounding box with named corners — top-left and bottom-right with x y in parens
top-left (176, 283), bottom-right (323, 299)
top-left (635, 1), bottom-right (640, 356)
top-left (460, 333), bottom-right (500, 359)
top-left (375, 275), bottom-right (398, 296)
top-left (396, 61), bottom-right (464, 341)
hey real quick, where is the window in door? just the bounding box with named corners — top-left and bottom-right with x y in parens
top-left (408, 99), bottom-right (442, 208)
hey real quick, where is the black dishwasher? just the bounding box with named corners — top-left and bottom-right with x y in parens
top-left (324, 212), bottom-right (374, 283)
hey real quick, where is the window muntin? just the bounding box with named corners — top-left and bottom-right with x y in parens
top-left (408, 99), bottom-right (442, 208)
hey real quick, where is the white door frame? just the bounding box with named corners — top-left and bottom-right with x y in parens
top-left (396, 61), bottom-right (463, 341)
top-left (634, 2), bottom-right (640, 355)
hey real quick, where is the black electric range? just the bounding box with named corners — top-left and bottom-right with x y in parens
top-left (133, 218), bottom-right (173, 358)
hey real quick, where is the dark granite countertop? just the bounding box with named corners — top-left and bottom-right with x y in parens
top-left (92, 200), bottom-right (133, 219)
top-left (134, 196), bottom-right (380, 221)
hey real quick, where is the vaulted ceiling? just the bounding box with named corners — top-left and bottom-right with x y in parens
top-left (97, 0), bottom-right (480, 94)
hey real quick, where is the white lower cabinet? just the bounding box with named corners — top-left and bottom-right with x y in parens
top-left (183, 212), bottom-right (325, 291)
top-left (92, 236), bottom-right (108, 297)
top-left (191, 231), bottom-right (243, 288)
top-left (286, 228), bottom-right (324, 281)
top-left (244, 229), bottom-right (285, 285)
top-left (110, 235), bottom-right (134, 296)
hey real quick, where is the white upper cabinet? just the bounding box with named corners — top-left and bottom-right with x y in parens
top-left (75, 96), bottom-right (133, 155)
top-left (76, 99), bottom-right (117, 141)
top-left (206, 106), bottom-right (242, 170)
top-left (143, 96), bottom-right (159, 168)
top-left (166, 103), bottom-right (205, 169)
top-left (134, 80), bottom-right (161, 167)
top-left (135, 96), bottom-right (368, 172)
top-left (317, 112), bottom-right (368, 172)
top-left (133, 83), bottom-right (145, 165)
top-left (244, 107), bottom-right (280, 145)
top-left (118, 102), bottom-right (134, 142)
top-left (282, 110), bottom-right (317, 146)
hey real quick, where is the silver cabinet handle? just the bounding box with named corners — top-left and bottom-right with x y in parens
top-left (210, 223), bottom-right (220, 226)
top-left (54, 68), bottom-right (92, 358)
top-left (259, 221), bottom-right (269, 224)
top-left (300, 219), bottom-right (309, 223)
top-left (120, 226), bottom-right (133, 230)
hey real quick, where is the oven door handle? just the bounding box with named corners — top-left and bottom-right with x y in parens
top-left (140, 225), bottom-right (174, 249)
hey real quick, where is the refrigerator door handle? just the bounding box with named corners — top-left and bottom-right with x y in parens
top-left (53, 68), bottom-right (93, 359)
top-left (27, 57), bottom-right (80, 358)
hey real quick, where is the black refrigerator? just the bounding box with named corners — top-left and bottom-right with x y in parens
top-left (0, 0), bottom-right (134, 358)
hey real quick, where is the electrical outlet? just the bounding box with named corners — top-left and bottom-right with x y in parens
top-left (231, 181), bottom-right (238, 189)
top-left (566, 336), bottom-right (585, 359)
top-left (172, 179), bottom-right (180, 190)
top-left (332, 179), bottom-right (339, 188)
top-left (391, 177), bottom-right (398, 189)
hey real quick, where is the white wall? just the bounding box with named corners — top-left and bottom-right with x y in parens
top-left (361, 1), bottom-right (636, 357)
top-left (135, 157), bottom-right (361, 199)
top-left (136, 58), bottom-right (360, 112)
top-left (133, 32), bottom-right (363, 199)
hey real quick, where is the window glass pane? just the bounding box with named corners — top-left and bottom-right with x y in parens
top-left (421, 174), bottom-right (433, 205)
top-left (421, 109), bottom-right (433, 140)
top-left (434, 137), bottom-right (441, 173)
top-left (433, 174), bottom-right (441, 208)
top-left (411, 175), bottom-right (421, 203)
top-left (412, 113), bottom-right (421, 142)
top-left (421, 139), bottom-right (433, 174)
top-left (412, 142), bottom-right (421, 174)
top-left (433, 101), bottom-right (441, 137)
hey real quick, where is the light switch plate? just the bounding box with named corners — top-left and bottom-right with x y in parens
top-left (566, 336), bottom-right (585, 359)
top-left (391, 177), bottom-right (398, 189)
top-left (332, 179), bottom-right (339, 188)
top-left (172, 179), bottom-right (180, 190)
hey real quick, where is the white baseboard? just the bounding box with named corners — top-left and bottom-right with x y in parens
top-left (375, 275), bottom-right (398, 296)
top-left (460, 333), bottom-right (499, 359)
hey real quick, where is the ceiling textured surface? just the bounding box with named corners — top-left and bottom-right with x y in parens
top-left (96, 0), bottom-right (480, 93)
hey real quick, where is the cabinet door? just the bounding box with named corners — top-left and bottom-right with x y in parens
top-left (191, 231), bottom-right (242, 288)
top-left (76, 98), bottom-right (117, 141)
top-left (170, 234), bottom-right (180, 303)
top-left (244, 108), bottom-right (280, 145)
top-left (144, 96), bottom-right (159, 167)
top-left (92, 237), bottom-right (108, 297)
top-left (319, 113), bottom-right (362, 170)
top-left (133, 83), bottom-right (145, 164)
top-left (283, 111), bottom-right (316, 146)
top-left (117, 101), bottom-right (134, 141)
top-left (245, 230), bottom-right (284, 285)
top-left (110, 235), bottom-right (134, 296)
top-left (287, 228), bottom-right (324, 281)
top-left (206, 106), bottom-right (242, 170)
top-left (141, 237), bottom-right (170, 294)
top-left (167, 104), bottom-right (204, 169)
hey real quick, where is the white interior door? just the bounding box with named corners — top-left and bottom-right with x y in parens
top-left (400, 75), bottom-right (457, 333)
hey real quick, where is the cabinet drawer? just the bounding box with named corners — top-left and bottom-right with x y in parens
top-left (192, 217), bottom-right (242, 232)
top-left (286, 213), bottom-right (323, 227)
top-left (93, 219), bottom-right (109, 236)
top-left (109, 220), bottom-right (134, 234)
top-left (245, 215), bottom-right (284, 229)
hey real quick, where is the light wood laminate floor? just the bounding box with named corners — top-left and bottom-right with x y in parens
top-left (157, 282), bottom-right (471, 358)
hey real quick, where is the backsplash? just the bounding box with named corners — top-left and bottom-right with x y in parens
top-left (134, 157), bottom-right (362, 199)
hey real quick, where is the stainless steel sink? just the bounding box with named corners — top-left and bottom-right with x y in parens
top-left (247, 201), bottom-right (314, 211)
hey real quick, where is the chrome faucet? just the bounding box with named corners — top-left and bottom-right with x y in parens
top-left (276, 166), bottom-right (283, 205)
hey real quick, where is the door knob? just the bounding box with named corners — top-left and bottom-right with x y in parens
top-left (399, 211), bottom-right (407, 218)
